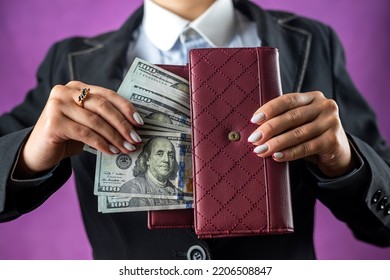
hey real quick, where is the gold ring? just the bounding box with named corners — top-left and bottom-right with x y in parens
top-left (77, 88), bottom-right (90, 108)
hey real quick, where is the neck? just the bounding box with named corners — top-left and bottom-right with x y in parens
top-left (152, 0), bottom-right (216, 21)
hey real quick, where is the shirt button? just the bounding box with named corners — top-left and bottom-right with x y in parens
top-left (378, 196), bottom-right (388, 211)
top-left (371, 190), bottom-right (382, 204)
top-left (187, 245), bottom-right (207, 260)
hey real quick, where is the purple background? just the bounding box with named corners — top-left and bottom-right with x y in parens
top-left (0, 0), bottom-right (389, 260)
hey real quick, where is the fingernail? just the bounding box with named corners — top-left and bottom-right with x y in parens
top-left (108, 145), bottom-right (120, 154)
top-left (250, 112), bottom-right (265, 124)
top-left (273, 152), bottom-right (284, 159)
top-left (130, 130), bottom-right (142, 143)
top-left (124, 141), bottom-right (136, 151)
top-left (248, 131), bottom-right (262, 143)
top-left (133, 112), bottom-right (144, 125)
top-left (254, 144), bottom-right (268, 154)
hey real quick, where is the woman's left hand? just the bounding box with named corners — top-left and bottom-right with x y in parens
top-left (248, 91), bottom-right (357, 177)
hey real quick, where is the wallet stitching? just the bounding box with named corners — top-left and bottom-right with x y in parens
top-left (191, 49), bottom-right (267, 234)
top-left (193, 153), bottom-right (267, 234)
top-left (193, 152), bottom-right (268, 234)
top-left (190, 48), bottom-right (270, 235)
top-left (191, 49), bottom-right (259, 122)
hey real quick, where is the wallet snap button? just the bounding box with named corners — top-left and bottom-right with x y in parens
top-left (228, 131), bottom-right (240, 142)
top-left (187, 245), bottom-right (207, 260)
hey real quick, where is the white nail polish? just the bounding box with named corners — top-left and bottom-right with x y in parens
top-left (250, 112), bottom-right (265, 124)
top-left (273, 152), bottom-right (284, 159)
top-left (254, 144), bottom-right (268, 154)
top-left (108, 145), bottom-right (120, 154)
top-left (124, 141), bottom-right (136, 151)
top-left (133, 112), bottom-right (144, 125)
top-left (130, 130), bottom-right (142, 143)
top-left (248, 131), bottom-right (262, 143)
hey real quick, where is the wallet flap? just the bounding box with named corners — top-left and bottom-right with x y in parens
top-left (189, 47), bottom-right (293, 238)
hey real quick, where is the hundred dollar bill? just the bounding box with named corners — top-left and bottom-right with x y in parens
top-left (139, 117), bottom-right (191, 134)
top-left (123, 76), bottom-right (190, 110)
top-left (124, 84), bottom-right (190, 127)
top-left (94, 131), bottom-right (193, 200)
top-left (82, 118), bottom-right (189, 155)
top-left (98, 195), bottom-right (193, 213)
top-left (127, 57), bottom-right (189, 94)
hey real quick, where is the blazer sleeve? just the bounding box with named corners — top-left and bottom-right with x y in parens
top-left (314, 27), bottom-right (390, 246)
top-left (0, 43), bottom-right (72, 221)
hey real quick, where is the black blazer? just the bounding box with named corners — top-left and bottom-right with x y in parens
top-left (1, 1), bottom-right (390, 259)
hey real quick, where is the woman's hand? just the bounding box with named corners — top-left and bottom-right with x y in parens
top-left (17, 81), bottom-right (144, 176)
top-left (248, 91), bottom-right (357, 177)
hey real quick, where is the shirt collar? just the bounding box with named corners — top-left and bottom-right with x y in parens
top-left (143, 0), bottom-right (235, 51)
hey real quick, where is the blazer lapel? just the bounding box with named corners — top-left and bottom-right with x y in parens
top-left (68, 7), bottom-right (144, 91)
top-left (237, 1), bottom-right (312, 93)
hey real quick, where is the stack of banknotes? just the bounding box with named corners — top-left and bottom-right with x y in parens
top-left (91, 58), bottom-right (194, 213)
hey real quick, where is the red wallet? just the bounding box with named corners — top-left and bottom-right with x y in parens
top-left (148, 47), bottom-right (293, 238)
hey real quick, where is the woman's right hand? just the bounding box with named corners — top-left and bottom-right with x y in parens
top-left (17, 81), bottom-right (144, 176)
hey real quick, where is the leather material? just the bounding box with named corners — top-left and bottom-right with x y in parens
top-left (190, 47), bottom-right (293, 238)
top-left (148, 208), bottom-right (194, 229)
top-left (148, 47), bottom-right (293, 238)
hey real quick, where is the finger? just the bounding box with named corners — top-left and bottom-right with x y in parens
top-left (62, 101), bottom-right (137, 153)
top-left (270, 136), bottom-right (323, 162)
top-left (271, 128), bottom-right (353, 178)
top-left (88, 86), bottom-right (145, 126)
top-left (269, 130), bottom-right (342, 164)
top-left (250, 91), bottom-right (325, 124)
top-left (52, 83), bottom-right (140, 151)
top-left (57, 116), bottom-right (122, 156)
top-left (248, 103), bottom-right (322, 145)
top-left (254, 134), bottom-right (326, 163)
top-left (67, 83), bottom-right (142, 145)
top-left (68, 81), bottom-right (144, 126)
top-left (254, 110), bottom-right (343, 161)
top-left (253, 118), bottom-right (329, 158)
top-left (76, 92), bottom-right (142, 145)
top-left (270, 121), bottom-right (328, 157)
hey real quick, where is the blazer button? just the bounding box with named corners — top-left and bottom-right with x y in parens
top-left (187, 245), bottom-right (207, 260)
top-left (371, 190), bottom-right (382, 204)
top-left (378, 196), bottom-right (388, 211)
top-left (385, 205), bottom-right (390, 216)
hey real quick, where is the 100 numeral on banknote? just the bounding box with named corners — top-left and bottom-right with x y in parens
top-left (98, 195), bottom-right (193, 213)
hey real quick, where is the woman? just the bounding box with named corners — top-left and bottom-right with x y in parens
top-left (0, 0), bottom-right (389, 259)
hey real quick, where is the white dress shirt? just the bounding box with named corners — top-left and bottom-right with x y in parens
top-left (126, 0), bottom-right (261, 67)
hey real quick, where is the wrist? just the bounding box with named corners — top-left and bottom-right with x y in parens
top-left (14, 142), bottom-right (39, 179)
top-left (316, 141), bottom-right (361, 178)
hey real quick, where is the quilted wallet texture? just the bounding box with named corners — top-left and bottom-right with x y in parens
top-left (148, 47), bottom-right (293, 238)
